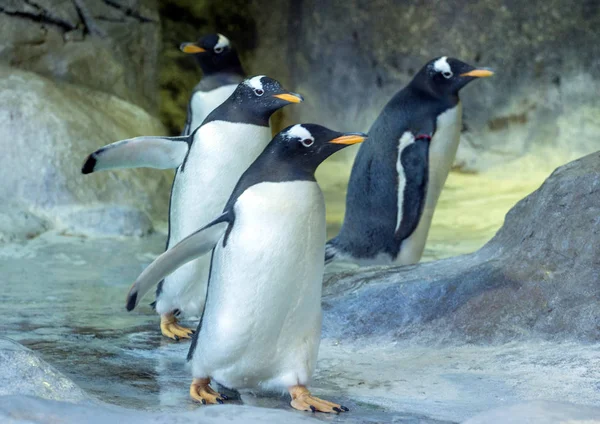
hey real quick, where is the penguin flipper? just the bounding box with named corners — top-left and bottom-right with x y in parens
top-left (82, 135), bottom-right (191, 174)
top-left (125, 212), bottom-right (231, 311)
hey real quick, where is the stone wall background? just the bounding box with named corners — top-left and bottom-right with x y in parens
top-left (0, 0), bottom-right (171, 237)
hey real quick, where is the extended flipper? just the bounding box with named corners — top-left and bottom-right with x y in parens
top-left (125, 212), bottom-right (232, 311)
top-left (82, 134), bottom-right (192, 174)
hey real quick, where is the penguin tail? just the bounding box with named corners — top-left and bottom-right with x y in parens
top-left (325, 239), bottom-right (340, 265)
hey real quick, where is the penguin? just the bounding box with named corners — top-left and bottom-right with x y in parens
top-left (82, 76), bottom-right (303, 340)
top-left (180, 33), bottom-right (245, 135)
top-left (125, 124), bottom-right (366, 412)
top-left (325, 57), bottom-right (493, 267)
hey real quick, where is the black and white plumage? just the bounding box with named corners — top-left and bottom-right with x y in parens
top-left (180, 33), bottom-right (245, 135)
top-left (126, 124), bottom-right (365, 412)
top-left (82, 76), bottom-right (303, 340)
top-left (326, 57), bottom-right (493, 267)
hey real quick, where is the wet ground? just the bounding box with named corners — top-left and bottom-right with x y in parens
top-left (0, 232), bottom-right (453, 423)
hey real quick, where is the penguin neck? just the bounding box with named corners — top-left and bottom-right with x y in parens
top-left (263, 147), bottom-right (318, 182)
top-left (204, 98), bottom-right (271, 127)
top-left (198, 54), bottom-right (245, 78)
top-left (408, 79), bottom-right (459, 105)
top-left (225, 152), bottom-right (316, 212)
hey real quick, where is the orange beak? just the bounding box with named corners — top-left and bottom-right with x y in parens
top-left (460, 69), bottom-right (494, 78)
top-left (180, 42), bottom-right (206, 54)
top-left (273, 93), bottom-right (304, 103)
top-left (329, 134), bottom-right (367, 145)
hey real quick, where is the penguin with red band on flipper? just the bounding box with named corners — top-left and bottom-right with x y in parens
top-left (326, 57), bottom-right (494, 267)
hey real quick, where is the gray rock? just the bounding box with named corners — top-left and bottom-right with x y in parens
top-left (0, 0), bottom-right (160, 112)
top-left (0, 338), bottom-right (87, 402)
top-left (0, 66), bottom-right (172, 236)
top-left (322, 151), bottom-right (600, 344)
top-left (0, 396), bottom-right (320, 424)
top-left (463, 401), bottom-right (600, 424)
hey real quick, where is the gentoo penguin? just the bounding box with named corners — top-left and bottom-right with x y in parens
top-left (82, 76), bottom-right (303, 340)
top-left (125, 124), bottom-right (366, 412)
top-left (180, 33), bottom-right (245, 135)
top-left (326, 57), bottom-right (493, 266)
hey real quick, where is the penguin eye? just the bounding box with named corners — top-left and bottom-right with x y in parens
top-left (254, 88), bottom-right (264, 96)
top-left (301, 138), bottom-right (314, 147)
top-left (214, 46), bottom-right (224, 54)
top-left (442, 70), bottom-right (453, 79)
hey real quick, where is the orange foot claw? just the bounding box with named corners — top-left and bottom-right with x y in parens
top-left (160, 313), bottom-right (194, 340)
top-left (190, 378), bottom-right (228, 404)
top-left (289, 385), bottom-right (349, 413)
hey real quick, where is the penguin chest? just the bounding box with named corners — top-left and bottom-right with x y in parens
top-left (189, 84), bottom-right (237, 132)
top-left (426, 103), bottom-right (462, 209)
top-left (169, 122), bottom-right (271, 244)
top-left (195, 181), bottom-right (326, 385)
top-left (395, 103), bottom-right (462, 265)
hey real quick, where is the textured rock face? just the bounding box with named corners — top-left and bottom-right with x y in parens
top-left (0, 66), bottom-right (172, 236)
top-left (322, 151), bottom-right (600, 344)
top-left (0, 0), bottom-right (160, 112)
top-left (0, 396), bottom-right (320, 424)
top-left (463, 401), bottom-right (600, 424)
top-left (0, 338), bottom-right (87, 402)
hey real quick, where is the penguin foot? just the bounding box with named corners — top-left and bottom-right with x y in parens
top-left (160, 313), bottom-right (194, 340)
top-left (190, 378), bottom-right (227, 405)
top-left (289, 385), bottom-right (348, 413)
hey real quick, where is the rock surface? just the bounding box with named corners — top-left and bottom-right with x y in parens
top-left (0, 396), bottom-right (320, 424)
top-left (322, 151), bottom-right (600, 344)
top-left (0, 0), bottom-right (160, 112)
top-left (0, 338), bottom-right (87, 402)
top-left (0, 66), bottom-right (172, 237)
top-left (463, 401), bottom-right (600, 424)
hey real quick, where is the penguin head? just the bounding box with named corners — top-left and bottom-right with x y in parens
top-left (232, 75), bottom-right (304, 117)
top-left (269, 124), bottom-right (367, 173)
top-left (180, 33), bottom-right (242, 74)
top-left (412, 56), bottom-right (494, 98)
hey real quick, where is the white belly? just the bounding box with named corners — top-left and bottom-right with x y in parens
top-left (396, 103), bottom-right (462, 265)
top-left (189, 85), bottom-right (237, 132)
top-left (191, 181), bottom-right (326, 391)
top-left (155, 122), bottom-right (272, 317)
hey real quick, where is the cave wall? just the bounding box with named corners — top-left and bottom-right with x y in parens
top-left (0, 0), bottom-right (161, 113)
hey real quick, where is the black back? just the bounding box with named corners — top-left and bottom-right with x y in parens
top-left (330, 57), bottom-right (483, 260)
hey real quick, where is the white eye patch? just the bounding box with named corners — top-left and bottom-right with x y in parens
top-left (215, 34), bottom-right (230, 50)
top-left (433, 56), bottom-right (453, 78)
top-left (286, 124), bottom-right (314, 145)
top-left (244, 75), bottom-right (266, 91)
